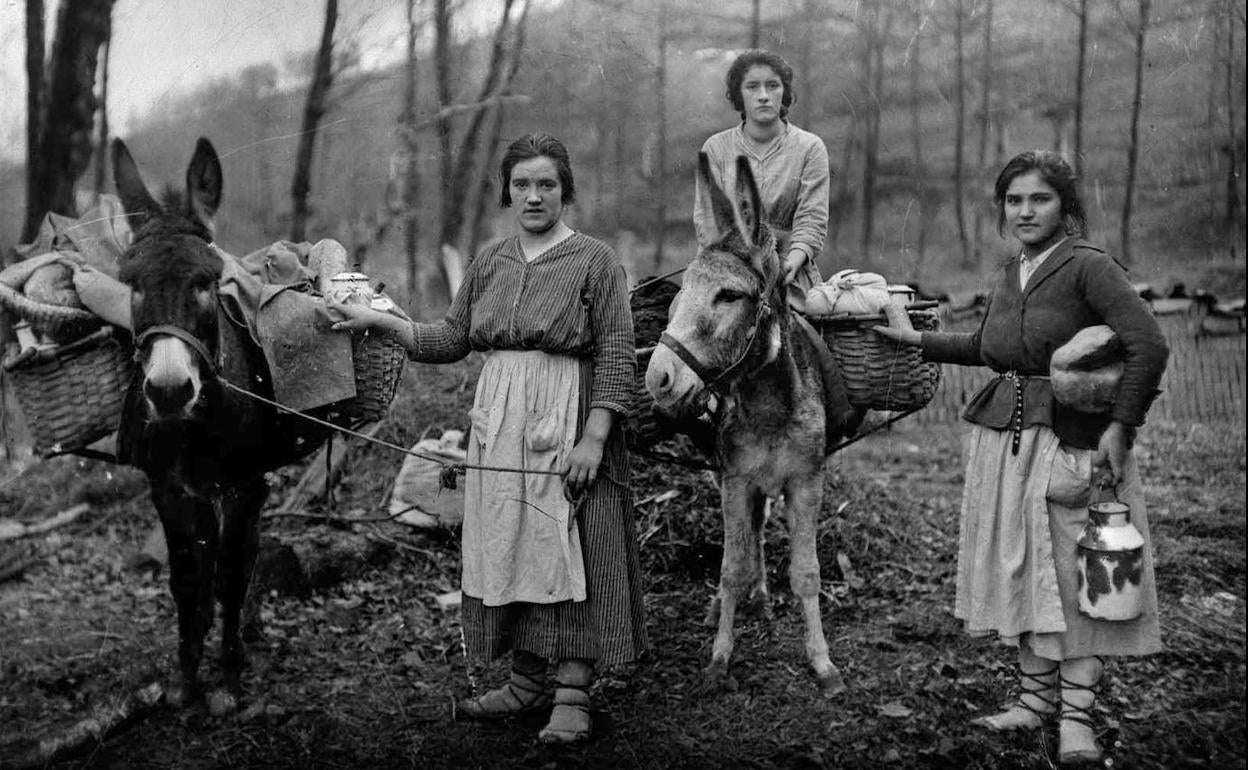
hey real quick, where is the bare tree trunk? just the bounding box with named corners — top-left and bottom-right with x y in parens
top-left (459, 0), bottom-right (531, 263)
top-left (909, 3), bottom-right (929, 269)
top-left (750, 0), bottom-right (761, 48)
top-left (21, 0), bottom-right (115, 245)
top-left (442, 0), bottom-right (517, 244)
top-left (431, 0), bottom-right (454, 302)
top-left (1206, 0), bottom-right (1221, 244)
top-left (653, 0), bottom-right (668, 272)
top-left (20, 0), bottom-right (47, 255)
top-left (1074, 0), bottom-right (1089, 179)
top-left (289, 0), bottom-right (338, 243)
top-left (1120, 0), bottom-right (1150, 265)
top-left (829, 123), bottom-right (857, 252)
top-left (402, 0), bottom-right (422, 307)
top-left (859, 4), bottom-right (886, 268)
top-left (797, 0), bottom-right (816, 126)
top-left (954, 0), bottom-right (970, 268)
top-left (1223, 0), bottom-right (1244, 259)
top-left (971, 0), bottom-right (993, 269)
top-left (92, 35), bottom-right (109, 201)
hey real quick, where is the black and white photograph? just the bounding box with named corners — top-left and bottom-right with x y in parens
top-left (0, 0), bottom-right (1243, 767)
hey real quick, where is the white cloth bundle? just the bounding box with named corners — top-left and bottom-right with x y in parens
top-left (389, 430), bottom-right (468, 528)
top-left (805, 269), bottom-right (891, 315)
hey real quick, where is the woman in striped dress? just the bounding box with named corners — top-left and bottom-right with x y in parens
top-left (330, 133), bottom-right (647, 744)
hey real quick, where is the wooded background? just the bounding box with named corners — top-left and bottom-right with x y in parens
top-left (2, 0), bottom-right (1245, 315)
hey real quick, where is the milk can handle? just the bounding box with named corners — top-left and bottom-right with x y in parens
top-left (1091, 479), bottom-right (1117, 504)
top-left (1090, 476), bottom-right (1131, 523)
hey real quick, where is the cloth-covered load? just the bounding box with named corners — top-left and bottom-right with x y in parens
top-left (804, 268), bottom-right (891, 315)
top-left (1, 197), bottom-right (408, 456)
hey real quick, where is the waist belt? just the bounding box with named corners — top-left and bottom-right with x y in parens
top-left (999, 371), bottom-right (1050, 456)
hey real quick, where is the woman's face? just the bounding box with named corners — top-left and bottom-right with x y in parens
top-left (1003, 170), bottom-right (1065, 255)
top-left (740, 64), bottom-right (784, 126)
top-left (510, 156), bottom-right (564, 235)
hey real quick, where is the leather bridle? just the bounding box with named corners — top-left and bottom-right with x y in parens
top-left (133, 323), bottom-right (220, 375)
top-left (657, 283), bottom-right (776, 391)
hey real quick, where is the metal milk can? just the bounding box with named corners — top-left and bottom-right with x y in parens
top-left (1076, 491), bottom-right (1145, 621)
top-left (329, 271), bottom-right (374, 306)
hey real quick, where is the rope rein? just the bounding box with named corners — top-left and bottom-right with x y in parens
top-left (216, 263), bottom-right (919, 481)
top-left (218, 379), bottom-right (563, 478)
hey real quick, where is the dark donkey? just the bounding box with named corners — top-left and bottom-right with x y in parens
top-left (113, 138), bottom-right (318, 714)
top-left (645, 154), bottom-right (848, 693)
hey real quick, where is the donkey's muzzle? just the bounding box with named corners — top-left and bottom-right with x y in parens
top-left (645, 344), bottom-right (706, 414)
top-left (144, 377), bottom-right (196, 418)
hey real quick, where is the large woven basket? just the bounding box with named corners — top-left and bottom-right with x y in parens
top-left (812, 307), bottom-right (942, 411)
top-left (330, 332), bottom-right (406, 425)
top-left (2, 326), bottom-right (134, 456)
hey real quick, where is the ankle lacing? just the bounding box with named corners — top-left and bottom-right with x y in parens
top-left (1058, 674), bottom-right (1101, 730)
top-left (1016, 664), bottom-right (1059, 719)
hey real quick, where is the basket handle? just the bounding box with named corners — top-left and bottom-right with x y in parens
top-left (1, 325), bottom-right (129, 372)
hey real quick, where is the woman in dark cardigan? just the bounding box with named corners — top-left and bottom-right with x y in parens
top-left (876, 150), bottom-right (1168, 765)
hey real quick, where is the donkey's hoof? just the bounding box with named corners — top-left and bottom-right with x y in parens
top-left (816, 669), bottom-right (847, 697)
top-left (208, 689), bottom-right (240, 717)
top-left (165, 679), bottom-right (199, 708)
top-left (702, 597), bottom-right (721, 627)
top-left (700, 661), bottom-right (738, 694)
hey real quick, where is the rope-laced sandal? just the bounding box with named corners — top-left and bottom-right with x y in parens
top-left (1058, 672), bottom-right (1104, 765)
top-left (537, 681), bottom-right (592, 745)
top-left (458, 666), bottom-right (551, 720)
top-left (970, 665), bottom-right (1059, 731)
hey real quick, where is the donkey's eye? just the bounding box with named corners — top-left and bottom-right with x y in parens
top-left (715, 289), bottom-right (746, 304)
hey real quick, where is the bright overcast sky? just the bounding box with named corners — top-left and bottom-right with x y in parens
top-left (0, 0), bottom-right (513, 160)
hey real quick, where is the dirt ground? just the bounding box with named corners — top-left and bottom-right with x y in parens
top-left (1, 359), bottom-right (1244, 769)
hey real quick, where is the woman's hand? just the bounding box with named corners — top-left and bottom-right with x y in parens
top-left (1092, 420), bottom-right (1135, 488)
top-left (782, 249), bottom-right (807, 285)
top-left (561, 408), bottom-right (614, 523)
top-left (326, 299), bottom-right (387, 333)
top-left (563, 435), bottom-right (605, 497)
top-left (872, 303), bottom-right (922, 346)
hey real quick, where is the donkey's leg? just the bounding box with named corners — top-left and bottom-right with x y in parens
top-left (708, 479), bottom-right (765, 682)
top-left (786, 473), bottom-right (844, 694)
top-left (741, 497), bottom-right (772, 620)
top-left (210, 476), bottom-right (266, 716)
top-left (151, 479), bottom-right (219, 707)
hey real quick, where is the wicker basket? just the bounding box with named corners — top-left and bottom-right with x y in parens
top-left (812, 307), bottom-right (942, 411)
top-left (332, 331), bottom-right (406, 425)
top-left (2, 326), bottom-right (134, 456)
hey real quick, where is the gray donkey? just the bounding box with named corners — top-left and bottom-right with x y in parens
top-left (645, 153), bottom-right (847, 692)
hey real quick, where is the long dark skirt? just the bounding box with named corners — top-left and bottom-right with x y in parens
top-left (460, 363), bottom-right (648, 668)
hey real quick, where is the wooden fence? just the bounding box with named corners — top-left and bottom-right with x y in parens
top-left (910, 312), bottom-right (1246, 425)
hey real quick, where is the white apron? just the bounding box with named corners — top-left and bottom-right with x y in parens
top-left (460, 350), bottom-right (586, 606)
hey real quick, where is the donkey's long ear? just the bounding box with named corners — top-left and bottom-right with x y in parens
top-left (112, 139), bottom-right (160, 229)
top-left (697, 152), bottom-right (738, 245)
top-left (186, 138), bottom-right (222, 233)
top-left (732, 155), bottom-right (766, 249)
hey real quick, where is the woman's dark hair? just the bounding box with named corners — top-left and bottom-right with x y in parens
top-left (993, 150), bottom-right (1088, 237)
top-left (725, 49), bottom-right (796, 119)
top-left (498, 133), bottom-right (576, 207)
